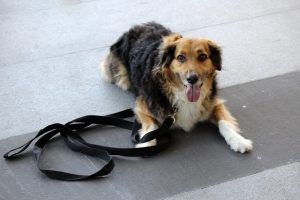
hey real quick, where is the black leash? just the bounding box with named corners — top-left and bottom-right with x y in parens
top-left (3, 109), bottom-right (175, 181)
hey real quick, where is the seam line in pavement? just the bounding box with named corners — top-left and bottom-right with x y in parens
top-left (180, 6), bottom-right (300, 33)
top-left (1, 6), bottom-right (299, 68)
top-left (163, 162), bottom-right (300, 200)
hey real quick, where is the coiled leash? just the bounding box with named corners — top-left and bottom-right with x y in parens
top-left (3, 109), bottom-right (176, 181)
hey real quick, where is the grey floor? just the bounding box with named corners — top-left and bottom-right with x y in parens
top-left (1, 0), bottom-right (300, 200)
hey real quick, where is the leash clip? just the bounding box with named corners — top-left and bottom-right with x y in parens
top-left (168, 106), bottom-right (178, 124)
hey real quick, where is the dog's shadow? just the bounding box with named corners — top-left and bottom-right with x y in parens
top-left (160, 121), bottom-right (225, 154)
top-left (110, 121), bottom-right (227, 163)
top-left (85, 121), bottom-right (224, 156)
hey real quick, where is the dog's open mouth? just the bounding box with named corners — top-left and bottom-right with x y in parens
top-left (185, 83), bottom-right (202, 102)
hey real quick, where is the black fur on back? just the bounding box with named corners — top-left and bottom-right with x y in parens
top-left (110, 22), bottom-right (174, 116)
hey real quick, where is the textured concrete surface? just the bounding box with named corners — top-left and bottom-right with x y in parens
top-left (1, 73), bottom-right (300, 200)
top-left (165, 162), bottom-right (300, 200)
top-left (1, 0), bottom-right (300, 139)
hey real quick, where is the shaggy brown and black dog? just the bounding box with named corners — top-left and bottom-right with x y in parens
top-left (101, 22), bottom-right (252, 153)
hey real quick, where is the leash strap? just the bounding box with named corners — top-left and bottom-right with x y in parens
top-left (3, 109), bottom-right (174, 181)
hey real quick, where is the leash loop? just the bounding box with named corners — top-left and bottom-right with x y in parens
top-left (3, 109), bottom-right (174, 181)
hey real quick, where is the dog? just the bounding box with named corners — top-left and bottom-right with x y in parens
top-left (100, 22), bottom-right (253, 153)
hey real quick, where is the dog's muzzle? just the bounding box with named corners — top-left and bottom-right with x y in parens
top-left (186, 73), bottom-right (199, 85)
top-left (184, 72), bottom-right (202, 102)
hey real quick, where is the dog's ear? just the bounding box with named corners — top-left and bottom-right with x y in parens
top-left (208, 41), bottom-right (222, 71)
top-left (160, 33), bottom-right (182, 67)
top-left (160, 45), bottom-right (176, 67)
top-left (164, 33), bottom-right (182, 44)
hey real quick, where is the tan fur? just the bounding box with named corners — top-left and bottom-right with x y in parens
top-left (134, 96), bottom-right (157, 133)
top-left (156, 38), bottom-right (219, 130)
top-left (169, 38), bottom-right (216, 78)
top-left (101, 53), bottom-right (131, 90)
top-left (168, 76), bottom-right (216, 131)
top-left (134, 97), bottom-right (159, 147)
top-left (100, 55), bottom-right (113, 82)
top-left (162, 33), bottom-right (182, 45)
top-left (115, 64), bottom-right (131, 90)
top-left (210, 99), bottom-right (240, 132)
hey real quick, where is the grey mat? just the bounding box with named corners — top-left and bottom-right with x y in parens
top-left (1, 72), bottom-right (300, 200)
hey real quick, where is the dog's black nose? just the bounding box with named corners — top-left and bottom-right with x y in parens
top-left (187, 74), bottom-right (199, 84)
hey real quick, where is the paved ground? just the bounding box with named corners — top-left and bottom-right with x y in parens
top-left (1, 73), bottom-right (300, 200)
top-left (165, 163), bottom-right (300, 200)
top-left (1, 0), bottom-right (300, 199)
top-left (1, 0), bottom-right (300, 139)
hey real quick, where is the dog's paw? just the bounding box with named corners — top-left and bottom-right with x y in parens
top-left (228, 135), bottom-right (253, 153)
top-left (135, 139), bottom-right (157, 148)
top-left (136, 124), bottom-right (158, 148)
top-left (218, 120), bottom-right (253, 154)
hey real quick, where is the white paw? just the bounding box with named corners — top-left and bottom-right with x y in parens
top-left (136, 124), bottom-right (158, 148)
top-left (135, 139), bottom-right (157, 148)
top-left (218, 120), bottom-right (253, 154)
top-left (228, 135), bottom-right (253, 153)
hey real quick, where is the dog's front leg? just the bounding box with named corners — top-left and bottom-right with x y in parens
top-left (210, 100), bottom-right (253, 153)
top-left (134, 97), bottom-right (158, 148)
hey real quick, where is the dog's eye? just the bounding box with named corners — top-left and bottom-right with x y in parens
top-left (177, 55), bottom-right (186, 63)
top-left (198, 53), bottom-right (207, 62)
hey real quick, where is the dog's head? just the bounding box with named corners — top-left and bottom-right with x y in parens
top-left (159, 34), bottom-right (222, 102)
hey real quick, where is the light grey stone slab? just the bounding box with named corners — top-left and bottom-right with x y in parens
top-left (1, 9), bottom-right (300, 139)
top-left (164, 162), bottom-right (300, 200)
top-left (0, 0), bottom-right (81, 14)
top-left (1, 0), bottom-right (299, 66)
top-left (184, 9), bottom-right (300, 87)
top-left (0, 48), bottom-right (134, 139)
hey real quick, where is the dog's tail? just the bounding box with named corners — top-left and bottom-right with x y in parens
top-left (100, 52), bottom-right (131, 91)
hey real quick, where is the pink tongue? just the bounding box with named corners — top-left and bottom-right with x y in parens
top-left (186, 84), bottom-right (201, 102)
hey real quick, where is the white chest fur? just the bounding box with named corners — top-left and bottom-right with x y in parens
top-left (174, 98), bottom-right (212, 132)
top-left (173, 85), bottom-right (212, 131)
top-left (168, 83), bottom-right (214, 132)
